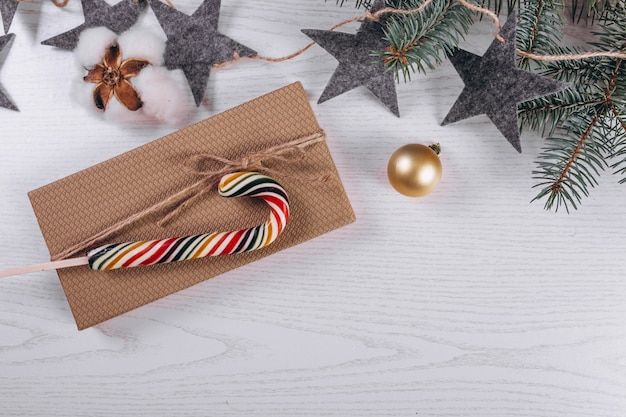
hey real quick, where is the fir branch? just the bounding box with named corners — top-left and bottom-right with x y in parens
top-left (571, 0), bottom-right (626, 23)
top-left (516, 0), bottom-right (564, 70)
top-left (531, 16), bottom-right (625, 210)
top-left (532, 112), bottom-right (610, 212)
top-left (334, 0), bottom-right (371, 8)
top-left (529, 46), bottom-right (613, 85)
top-left (380, 0), bottom-right (473, 80)
top-left (329, 0), bottom-right (626, 211)
top-left (335, 0), bottom-right (519, 13)
top-left (478, 0), bottom-right (518, 14)
top-left (519, 88), bottom-right (600, 135)
top-left (609, 104), bottom-right (626, 181)
top-left (519, 46), bottom-right (606, 135)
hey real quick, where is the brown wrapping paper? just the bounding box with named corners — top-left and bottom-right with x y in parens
top-left (28, 82), bottom-right (356, 330)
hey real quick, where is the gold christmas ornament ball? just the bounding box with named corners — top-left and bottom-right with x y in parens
top-left (387, 143), bottom-right (442, 197)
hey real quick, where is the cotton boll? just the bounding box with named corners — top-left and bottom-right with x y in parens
top-left (104, 95), bottom-right (148, 124)
top-left (75, 27), bottom-right (117, 68)
top-left (70, 78), bottom-right (100, 113)
top-left (72, 26), bottom-right (193, 125)
top-left (70, 77), bottom-right (133, 122)
top-left (117, 28), bottom-right (165, 66)
top-left (70, 78), bottom-right (138, 124)
top-left (132, 66), bottom-right (193, 125)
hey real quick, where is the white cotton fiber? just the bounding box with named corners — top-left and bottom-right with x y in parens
top-left (132, 66), bottom-right (193, 125)
top-left (75, 27), bottom-right (118, 68)
top-left (104, 96), bottom-right (148, 124)
top-left (69, 78), bottom-right (99, 112)
top-left (117, 28), bottom-right (165, 66)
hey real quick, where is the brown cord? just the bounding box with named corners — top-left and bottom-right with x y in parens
top-left (456, 0), bottom-right (505, 43)
top-left (51, 131), bottom-right (329, 261)
top-left (34, 0), bottom-right (626, 61)
top-left (48, 0), bottom-right (168, 6)
top-left (215, 0), bottom-right (626, 67)
top-left (48, 0), bottom-right (147, 7)
top-left (218, 0), bottom-right (436, 66)
top-left (457, 0), bottom-right (626, 60)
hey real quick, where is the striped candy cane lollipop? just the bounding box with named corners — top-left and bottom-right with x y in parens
top-left (0, 172), bottom-right (289, 278)
top-left (86, 171), bottom-right (289, 270)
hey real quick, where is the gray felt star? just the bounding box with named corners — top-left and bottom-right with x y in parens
top-left (0, 33), bottom-right (17, 111)
top-left (0, 0), bottom-right (18, 34)
top-left (148, 0), bottom-right (257, 107)
top-left (41, 0), bottom-right (146, 50)
top-left (441, 11), bottom-right (568, 152)
top-left (302, 0), bottom-right (399, 117)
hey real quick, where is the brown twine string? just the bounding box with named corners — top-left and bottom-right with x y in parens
top-left (518, 49), bottom-right (626, 61)
top-left (248, 0), bottom-right (438, 63)
top-left (214, 0), bottom-right (625, 68)
top-left (34, 0), bottom-right (626, 61)
top-left (51, 131), bottom-right (330, 261)
top-left (457, 0), bottom-right (626, 60)
top-left (217, 0), bottom-right (437, 66)
top-left (455, 0), bottom-right (505, 43)
top-left (47, 0), bottom-right (160, 7)
top-left (157, 132), bottom-right (331, 226)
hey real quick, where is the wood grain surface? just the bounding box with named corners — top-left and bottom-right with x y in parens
top-left (1, 1), bottom-right (625, 416)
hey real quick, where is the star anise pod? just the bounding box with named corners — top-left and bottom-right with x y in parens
top-left (83, 43), bottom-right (150, 111)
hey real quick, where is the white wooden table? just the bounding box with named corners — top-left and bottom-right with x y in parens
top-left (1, 1), bottom-right (625, 416)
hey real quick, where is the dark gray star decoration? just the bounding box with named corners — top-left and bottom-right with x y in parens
top-left (302, 0), bottom-right (398, 117)
top-left (148, 0), bottom-right (257, 107)
top-left (441, 11), bottom-right (568, 152)
top-left (41, 0), bottom-right (146, 50)
top-left (0, 33), bottom-right (17, 111)
top-left (0, 0), bottom-right (18, 34)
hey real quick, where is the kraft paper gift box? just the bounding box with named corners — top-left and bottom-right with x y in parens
top-left (28, 82), bottom-right (356, 330)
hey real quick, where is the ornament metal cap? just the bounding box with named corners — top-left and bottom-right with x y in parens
top-left (428, 143), bottom-right (441, 155)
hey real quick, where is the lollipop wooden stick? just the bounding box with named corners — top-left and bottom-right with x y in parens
top-left (0, 257), bottom-right (89, 278)
top-left (0, 172), bottom-right (289, 279)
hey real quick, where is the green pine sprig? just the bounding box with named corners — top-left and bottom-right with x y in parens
top-left (380, 0), bottom-right (473, 81)
top-left (531, 112), bottom-right (611, 211)
top-left (571, 0), bottom-right (626, 22)
top-left (332, 0), bottom-right (626, 211)
top-left (516, 0), bottom-right (564, 70)
top-left (524, 17), bottom-right (625, 210)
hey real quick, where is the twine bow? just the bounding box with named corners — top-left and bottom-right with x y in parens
top-left (51, 130), bottom-right (329, 261)
top-left (157, 131), bottom-right (331, 226)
